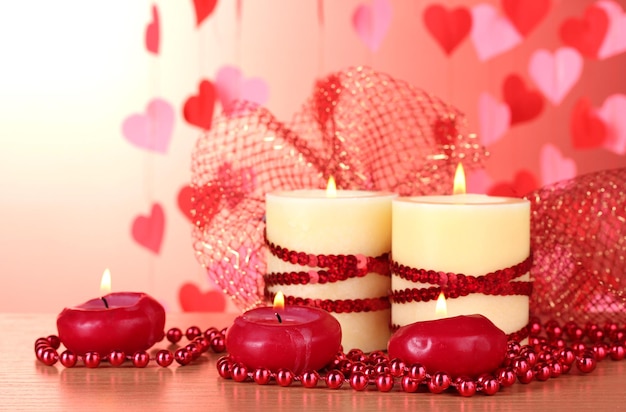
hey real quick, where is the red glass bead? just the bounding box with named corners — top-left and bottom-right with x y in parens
top-left (400, 376), bottom-right (419, 393)
top-left (534, 363), bottom-right (551, 381)
top-left (301, 370), bottom-right (320, 388)
top-left (571, 341), bottom-right (586, 356)
top-left (559, 348), bottom-right (576, 365)
top-left (389, 358), bottom-right (406, 377)
top-left (610, 344), bottom-right (626, 361)
top-left (550, 361), bottom-right (563, 378)
top-left (589, 329), bottom-right (605, 343)
top-left (507, 341), bottom-right (521, 355)
top-left (175, 348), bottom-right (192, 366)
top-left (60, 350), bottom-right (77, 368)
top-left (185, 326), bottom-right (202, 340)
top-left (517, 369), bottom-right (534, 384)
top-left (374, 363), bottom-right (390, 375)
top-left (497, 368), bottom-right (516, 387)
top-left (428, 372), bottom-right (451, 394)
top-left (407, 363), bottom-right (426, 381)
top-left (481, 378), bottom-right (500, 396)
top-left (350, 362), bottom-right (366, 374)
top-left (204, 327), bottom-right (219, 340)
top-left (513, 357), bottom-right (530, 375)
top-left (166, 327), bottom-right (183, 344)
top-left (522, 349), bottom-right (538, 367)
top-left (349, 371), bottom-right (369, 391)
top-left (156, 350), bottom-right (174, 367)
top-left (455, 377), bottom-right (477, 397)
top-left (35, 338), bottom-right (49, 350)
top-left (40, 348), bottom-right (58, 366)
top-left (108, 350), bottom-right (126, 367)
top-left (325, 370), bottom-right (344, 389)
top-left (46, 335), bottom-right (61, 350)
top-left (194, 336), bottom-right (210, 353)
top-left (231, 363), bottom-right (249, 382)
top-left (216, 357), bottom-right (231, 379)
top-left (336, 359), bottom-right (352, 375)
top-left (375, 373), bottom-right (394, 392)
top-left (210, 336), bottom-right (226, 353)
top-left (185, 343), bottom-right (201, 360)
top-left (529, 319), bottom-right (542, 336)
top-left (276, 369), bottom-right (294, 387)
top-left (561, 363), bottom-right (572, 374)
top-left (576, 355), bottom-right (597, 373)
top-left (84, 352), bottom-right (101, 368)
top-left (347, 348), bottom-right (364, 360)
top-left (132, 351), bottom-right (150, 368)
top-left (35, 346), bottom-right (48, 361)
top-left (253, 368), bottom-right (271, 385)
top-left (593, 342), bottom-right (608, 361)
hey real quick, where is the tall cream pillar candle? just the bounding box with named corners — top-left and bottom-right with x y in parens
top-left (265, 188), bottom-right (396, 352)
top-left (391, 193), bottom-right (531, 338)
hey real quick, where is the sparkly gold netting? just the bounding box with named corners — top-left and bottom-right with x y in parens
top-left (191, 66), bottom-right (626, 324)
top-left (190, 66), bottom-right (486, 310)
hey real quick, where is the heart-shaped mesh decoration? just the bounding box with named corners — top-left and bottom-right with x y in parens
top-left (528, 167), bottom-right (626, 324)
top-left (190, 66), bottom-right (486, 310)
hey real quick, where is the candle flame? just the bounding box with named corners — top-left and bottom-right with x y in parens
top-left (273, 291), bottom-right (285, 310)
top-left (100, 269), bottom-right (112, 294)
top-left (435, 291), bottom-right (447, 318)
top-left (453, 163), bottom-right (466, 195)
top-left (326, 176), bottom-right (337, 198)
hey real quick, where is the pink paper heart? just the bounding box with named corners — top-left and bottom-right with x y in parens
top-left (478, 92), bottom-right (511, 146)
top-left (352, 0), bottom-right (392, 52)
top-left (131, 203), bottom-right (165, 254)
top-left (597, 94), bottom-right (626, 155)
top-left (470, 3), bottom-right (523, 61)
top-left (215, 66), bottom-right (269, 116)
top-left (145, 4), bottom-right (159, 54)
top-left (540, 143), bottom-right (577, 186)
top-left (528, 48), bottom-right (583, 106)
top-left (597, 0), bottom-right (626, 59)
top-left (122, 98), bottom-right (174, 153)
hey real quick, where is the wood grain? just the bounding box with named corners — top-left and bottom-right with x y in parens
top-left (3, 313), bottom-right (626, 411)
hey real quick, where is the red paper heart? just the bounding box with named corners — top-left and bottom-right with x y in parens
top-left (423, 4), bottom-right (472, 55)
top-left (192, 0), bottom-right (218, 27)
top-left (570, 97), bottom-right (607, 149)
top-left (177, 185), bottom-right (194, 222)
top-left (488, 169), bottom-right (538, 197)
top-left (502, 0), bottom-right (551, 36)
top-left (131, 203), bottom-right (165, 254)
top-left (502, 74), bottom-right (544, 125)
top-left (183, 79), bottom-right (216, 130)
top-left (179, 282), bottom-right (227, 312)
top-left (145, 4), bottom-right (159, 54)
top-left (559, 4), bottom-right (609, 59)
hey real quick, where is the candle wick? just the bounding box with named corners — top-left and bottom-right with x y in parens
top-left (275, 312), bottom-right (282, 323)
top-left (101, 297), bottom-right (109, 309)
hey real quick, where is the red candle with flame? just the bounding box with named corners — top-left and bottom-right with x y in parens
top-left (388, 293), bottom-right (507, 378)
top-left (56, 270), bottom-right (165, 356)
top-left (225, 292), bottom-right (342, 374)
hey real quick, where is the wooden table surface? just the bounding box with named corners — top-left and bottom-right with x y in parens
top-left (4, 312), bottom-right (626, 411)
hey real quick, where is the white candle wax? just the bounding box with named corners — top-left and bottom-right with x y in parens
top-left (391, 194), bottom-right (531, 337)
top-left (266, 189), bottom-right (396, 352)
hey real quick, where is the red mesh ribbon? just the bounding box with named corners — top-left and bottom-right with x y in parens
top-left (528, 167), bottom-right (626, 324)
top-left (191, 66), bottom-right (486, 310)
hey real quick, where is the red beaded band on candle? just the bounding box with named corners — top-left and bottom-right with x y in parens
top-left (264, 290), bottom-right (390, 313)
top-left (389, 255), bottom-right (533, 304)
top-left (35, 326), bottom-right (227, 368)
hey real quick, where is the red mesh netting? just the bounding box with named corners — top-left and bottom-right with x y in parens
top-left (527, 167), bottom-right (626, 324)
top-left (190, 66), bottom-right (486, 310)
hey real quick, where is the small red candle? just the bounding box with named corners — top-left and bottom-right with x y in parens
top-left (57, 290), bottom-right (166, 356)
top-left (225, 292), bottom-right (342, 374)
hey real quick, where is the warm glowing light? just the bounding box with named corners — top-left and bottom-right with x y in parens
top-left (453, 163), bottom-right (466, 195)
top-left (273, 291), bottom-right (285, 311)
top-left (100, 269), bottom-right (112, 294)
top-left (435, 292), bottom-right (447, 317)
top-left (326, 176), bottom-right (337, 197)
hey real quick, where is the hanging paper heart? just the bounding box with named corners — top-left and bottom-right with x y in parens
top-left (597, 94), bottom-right (626, 155)
top-left (540, 143), bottom-right (577, 186)
top-left (478, 92), bottom-right (511, 146)
top-left (570, 97), bottom-right (607, 149)
top-left (559, 4), bottom-right (609, 59)
top-left (190, 67), bottom-right (487, 310)
top-left (470, 3), bottom-right (522, 61)
top-left (122, 98), bottom-right (175, 154)
top-left (179, 282), bottom-right (227, 312)
top-left (528, 47), bottom-right (583, 106)
top-left (502, 74), bottom-right (544, 125)
top-left (352, 0), bottom-right (392, 52)
top-left (131, 203), bottom-right (165, 254)
top-left (215, 65), bottom-right (269, 116)
top-left (597, 0), bottom-right (626, 59)
top-left (488, 169), bottom-right (539, 197)
top-left (145, 4), bottom-right (160, 54)
top-left (192, 0), bottom-right (218, 27)
top-left (501, 0), bottom-right (551, 36)
top-left (423, 4), bottom-right (472, 55)
top-left (177, 185), bottom-right (194, 222)
top-left (183, 79), bottom-right (216, 130)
